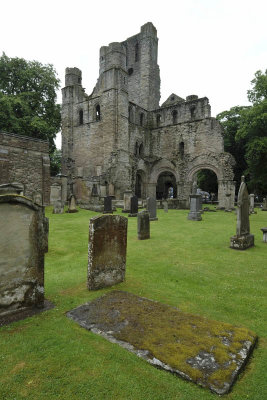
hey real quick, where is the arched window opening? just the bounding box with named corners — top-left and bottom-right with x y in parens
top-left (179, 141), bottom-right (184, 156)
top-left (140, 113), bottom-right (144, 126)
top-left (135, 43), bottom-right (139, 62)
top-left (128, 106), bottom-right (133, 123)
top-left (134, 142), bottom-right (138, 156)
top-left (172, 110), bottom-right (178, 124)
top-left (139, 143), bottom-right (144, 157)
top-left (195, 169), bottom-right (218, 204)
top-left (79, 110), bottom-right (83, 125)
top-left (190, 107), bottom-right (196, 119)
top-left (156, 171), bottom-right (177, 200)
top-left (156, 114), bottom-right (161, 127)
top-left (96, 104), bottom-right (101, 121)
top-left (128, 68), bottom-right (133, 76)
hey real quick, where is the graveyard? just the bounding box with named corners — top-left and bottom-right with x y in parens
top-left (0, 205), bottom-right (266, 400)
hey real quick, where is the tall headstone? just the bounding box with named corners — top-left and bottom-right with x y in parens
top-left (103, 196), bottom-right (113, 214)
top-left (187, 194), bottom-right (202, 221)
top-left (137, 211), bottom-right (150, 240)
top-left (0, 195), bottom-right (48, 318)
top-left (230, 177), bottom-right (254, 250)
top-left (147, 197), bottom-right (158, 221)
top-left (68, 194), bottom-right (78, 213)
top-left (128, 195), bottom-right (138, 217)
top-left (50, 183), bottom-right (62, 206)
top-left (88, 215), bottom-right (128, 290)
top-left (163, 200), bottom-right (168, 213)
top-left (122, 190), bottom-right (132, 213)
top-left (262, 198), bottom-right (267, 211)
top-left (249, 194), bottom-right (256, 214)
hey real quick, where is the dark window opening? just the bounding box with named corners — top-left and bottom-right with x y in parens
top-left (79, 110), bottom-right (83, 125)
top-left (190, 107), bottom-right (196, 119)
top-left (134, 142), bottom-right (138, 156)
top-left (135, 43), bottom-right (139, 62)
top-left (179, 141), bottom-right (184, 156)
top-left (139, 143), bottom-right (144, 157)
top-left (156, 114), bottom-right (161, 127)
top-left (140, 113), bottom-right (144, 126)
top-left (124, 76), bottom-right (126, 84)
top-left (78, 77), bottom-right (81, 84)
top-left (172, 110), bottom-right (178, 124)
top-left (96, 104), bottom-right (101, 121)
top-left (128, 68), bottom-right (133, 76)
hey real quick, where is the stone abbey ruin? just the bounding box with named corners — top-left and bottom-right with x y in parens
top-left (62, 22), bottom-right (236, 209)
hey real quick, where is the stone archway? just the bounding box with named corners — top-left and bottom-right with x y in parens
top-left (156, 171), bottom-right (177, 199)
top-left (148, 160), bottom-right (179, 199)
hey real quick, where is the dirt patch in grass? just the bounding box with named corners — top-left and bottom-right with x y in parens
top-left (67, 291), bottom-right (257, 395)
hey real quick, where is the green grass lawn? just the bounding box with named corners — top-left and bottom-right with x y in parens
top-left (0, 207), bottom-right (266, 399)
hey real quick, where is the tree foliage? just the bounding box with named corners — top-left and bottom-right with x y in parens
top-left (0, 53), bottom-right (61, 153)
top-left (217, 69), bottom-right (267, 196)
top-left (50, 148), bottom-right (62, 176)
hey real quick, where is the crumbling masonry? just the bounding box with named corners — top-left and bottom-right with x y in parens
top-left (61, 22), bottom-right (235, 208)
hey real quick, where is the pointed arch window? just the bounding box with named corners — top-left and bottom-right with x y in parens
top-left (135, 43), bottom-right (139, 62)
top-left (140, 113), bottom-right (144, 126)
top-left (79, 110), bottom-right (83, 125)
top-left (172, 110), bottom-right (178, 124)
top-left (96, 104), bottom-right (101, 121)
top-left (156, 114), bottom-right (161, 127)
top-left (179, 141), bottom-right (184, 156)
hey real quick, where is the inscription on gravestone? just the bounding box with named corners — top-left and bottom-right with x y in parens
top-left (88, 215), bottom-right (128, 290)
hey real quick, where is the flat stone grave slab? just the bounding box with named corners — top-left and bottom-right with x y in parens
top-left (67, 291), bottom-right (257, 395)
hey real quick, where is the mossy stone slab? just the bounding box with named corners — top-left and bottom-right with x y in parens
top-left (67, 291), bottom-right (257, 395)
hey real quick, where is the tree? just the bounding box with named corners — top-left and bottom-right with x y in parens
top-left (0, 53), bottom-right (61, 153)
top-left (50, 149), bottom-right (62, 176)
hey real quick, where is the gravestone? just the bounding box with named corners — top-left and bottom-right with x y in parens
top-left (192, 181), bottom-right (198, 195)
top-left (187, 194), bottom-right (202, 221)
top-left (260, 228), bottom-right (267, 243)
top-left (68, 194), bottom-right (78, 213)
top-left (128, 195), bottom-right (138, 217)
top-left (50, 183), bottom-right (62, 206)
top-left (122, 190), bottom-right (132, 213)
top-left (147, 197), bottom-right (158, 221)
top-left (137, 210), bottom-right (150, 240)
top-left (53, 200), bottom-right (64, 214)
top-left (230, 176), bottom-right (254, 250)
top-left (224, 193), bottom-right (232, 212)
top-left (249, 194), bottom-right (256, 214)
top-left (0, 195), bottom-right (48, 318)
top-left (163, 200), bottom-right (168, 213)
top-left (88, 214), bottom-right (128, 290)
top-left (262, 198), bottom-right (267, 211)
top-left (103, 196), bottom-right (113, 214)
top-left (0, 182), bottom-right (24, 196)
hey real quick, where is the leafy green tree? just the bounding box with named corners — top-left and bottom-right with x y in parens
top-left (0, 53), bottom-right (61, 153)
top-left (50, 148), bottom-right (62, 176)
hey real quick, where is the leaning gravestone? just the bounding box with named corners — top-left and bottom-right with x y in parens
top-left (88, 215), bottom-right (128, 290)
top-left (67, 194), bottom-right (78, 213)
top-left (230, 176), bottom-right (254, 250)
top-left (147, 197), bottom-right (158, 221)
top-left (128, 195), bottom-right (138, 217)
top-left (0, 195), bottom-right (48, 319)
top-left (103, 196), bottom-right (113, 214)
top-left (187, 194), bottom-right (202, 221)
top-left (137, 210), bottom-right (150, 240)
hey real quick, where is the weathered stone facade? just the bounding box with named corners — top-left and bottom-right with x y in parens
top-left (0, 132), bottom-right (50, 205)
top-left (61, 22), bottom-right (235, 208)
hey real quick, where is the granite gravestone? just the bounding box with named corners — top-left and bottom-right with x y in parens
top-left (128, 195), bottom-right (138, 217)
top-left (137, 210), bottom-right (150, 240)
top-left (147, 197), bottom-right (158, 221)
top-left (88, 215), bottom-right (128, 290)
top-left (0, 195), bottom-right (48, 318)
top-left (103, 196), bottom-right (113, 214)
top-left (230, 177), bottom-right (254, 250)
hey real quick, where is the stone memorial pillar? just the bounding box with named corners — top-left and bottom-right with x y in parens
top-left (128, 195), bottom-right (138, 217)
top-left (187, 194), bottom-right (202, 221)
top-left (230, 176), bottom-right (254, 250)
top-left (137, 210), bottom-right (150, 240)
top-left (103, 196), bottom-right (113, 214)
top-left (88, 215), bottom-right (128, 290)
top-left (147, 197), bottom-right (158, 221)
top-left (0, 195), bottom-right (48, 317)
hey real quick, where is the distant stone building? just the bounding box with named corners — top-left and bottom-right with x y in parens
top-left (0, 132), bottom-right (50, 205)
top-left (62, 22), bottom-right (235, 208)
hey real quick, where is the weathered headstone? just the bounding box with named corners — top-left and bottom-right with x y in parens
top-left (224, 193), bottom-right (232, 212)
top-left (187, 194), bottom-right (202, 221)
top-left (147, 197), bottom-right (158, 221)
top-left (260, 227), bottom-right (267, 243)
top-left (103, 196), bottom-right (113, 214)
top-left (230, 176), bottom-right (254, 250)
top-left (163, 200), bottom-right (168, 213)
top-left (122, 190), bottom-right (132, 213)
top-left (0, 182), bottom-right (24, 195)
top-left (137, 210), bottom-right (150, 240)
top-left (128, 195), bottom-right (138, 217)
top-left (0, 195), bottom-right (48, 318)
top-left (53, 200), bottom-right (64, 214)
top-left (50, 183), bottom-right (62, 205)
top-left (68, 194), bottom-right (78, 213)
top-left (262, 197), bottom-right (267, 211)
top-left (249, 194), bottom-right (256, 214)
top-left (88, 214), bottom-right (128, 290)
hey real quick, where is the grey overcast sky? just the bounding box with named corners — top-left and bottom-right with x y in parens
top-left (1, 0), bottom-right (266, 148)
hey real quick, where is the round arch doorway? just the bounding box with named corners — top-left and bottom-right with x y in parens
top-left (195, 169), bottom-right (218, 203)
top-left (156, 171), bottom-right (177, 199)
